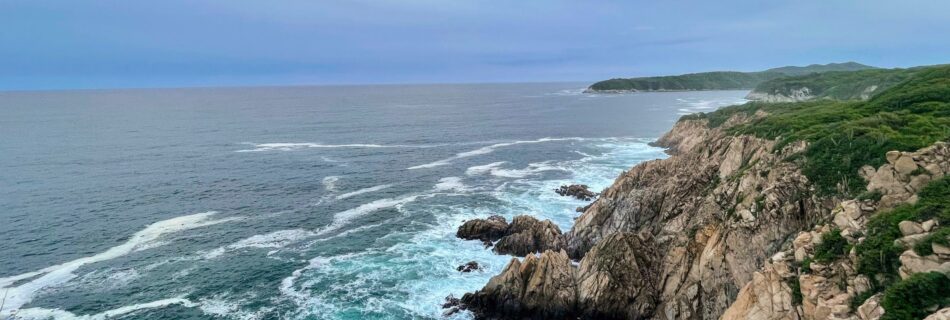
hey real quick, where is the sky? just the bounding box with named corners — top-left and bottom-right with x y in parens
top-left (1, 0), bottom-right (949, 90)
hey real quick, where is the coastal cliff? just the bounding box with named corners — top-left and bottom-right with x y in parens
top-left (458, 64), bottom-right (950, 319)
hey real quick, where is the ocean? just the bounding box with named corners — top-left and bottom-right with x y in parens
top-left (0, 83), bottom-right (747, 319)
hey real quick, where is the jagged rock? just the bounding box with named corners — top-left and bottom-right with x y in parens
top-left (555, 184), bottom-right (597, 201)
top-left (895, 233), bottom-right (929, 248)
top-left (461, 250), bottom-right (577, 319)
top-left (899, 220), bottom-right (924, 236)
top-left (720, 262), bottom-right (797, 320)
top-left (924, 307), bottom-right (950, 320)
top-left (576, 232), bottom-right (661, 319)
top-left (493, 216), bottom-right (565, 256)
top-left (458, 261), bottom-right (480, 273)
top-left (856, 293), bottom-right (884, 320)
top-left (457, 215), bottom-right (509, 242)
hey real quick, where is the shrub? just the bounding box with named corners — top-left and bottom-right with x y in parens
top-left (813, 228), bottom-right (848, 262)
top-left (880, 272), bottom-right (950, 320)
top-left (786, 277), bottom-right (803, 306)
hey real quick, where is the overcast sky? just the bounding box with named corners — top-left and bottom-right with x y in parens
top-left (1, 0), bottom-right (948, 90)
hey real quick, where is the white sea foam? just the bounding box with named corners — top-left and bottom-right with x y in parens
top-left (433, 177), bottom-right (467, 192)
top-left (316, 195), bottom-right (422, 236)
top-left (12, 297), bottom-right (196, 319)
top-left (465, 161), bottom-right (564, 178)
top-left (335, 184), bottom-right (393, 200)
top-left (408, 137), bottom-right (587, 169)
top-left (322, 176), bottom-right (341, 192)
top-left (235, 142), bottom-right (395, 152)
top-left (0, 212), bottom-right (238, 315)
top-left (200, 229), bottom-right (318, 259)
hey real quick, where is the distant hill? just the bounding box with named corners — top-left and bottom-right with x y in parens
top-left (586, 62), bottom-right (876, 93)
top-left (746, 66), bottom-right (928, 102)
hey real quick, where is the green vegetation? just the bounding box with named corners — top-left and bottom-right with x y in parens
top-left (684, 65), bottom-right (950, 195)
top-left (750, 67), bottom-right (921, 101)
top-left (880, 272), bottom-right (950, 320)
top-left (764, 62), bottom-right (876, 76)
top-left (589, 71), bottom-right (780, 91)
top-left (588, 62), bottom-right (875, 92)
top-left (786, 277), bottom-right (803, 306)
top-left (914, 228), bottom-right (950, 255)
top-left (813, 228), bottom-right (848, 262)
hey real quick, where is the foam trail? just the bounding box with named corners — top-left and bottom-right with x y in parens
top-left (408, 137), bottom-right (586, 170)
top-left (322, 176), bottom-right (341, 192)
top-left (236, 142), bottom-right (395, 152)
top-left (335, 184), bottom-right (393, 200)
top-left (0, 212), bottom-right (237, 314)
top-left (200, 229), bottom-right (318, 259)
top-left (13, 298), bottom-right (196, 320)
top-left (316, 195), bottom-right (421, 236)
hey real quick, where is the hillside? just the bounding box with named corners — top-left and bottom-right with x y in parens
top-left (746, 67), bottom-right (926, 102)
top-left (458, 64), bottom-right (950, 320)
top-left (586, 62), bottom-right (876, 93)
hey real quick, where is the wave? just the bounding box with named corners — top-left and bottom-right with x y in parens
top-left (235, 142), bottom-right (399, 152)
top-left (466, 161), bottom-right (564, 178)
top-left (200, 229), bottom-right (318, 259)
top-left (12, 297), bottom-right (197, 320)
top-left (335, 184), bottom-right (393, 200)
top-left (0, 212), bottom-right (238, 315)
top-left (408, 137), bottom-right (587, 170)
top-left (433, 177), bottom-right (467, 192)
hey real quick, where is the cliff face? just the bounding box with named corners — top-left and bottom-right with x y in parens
top-left (462, 114), bottom-right (834, 319)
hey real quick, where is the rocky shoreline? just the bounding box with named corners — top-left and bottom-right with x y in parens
top-left (449, 110), bottom-right (950, 319)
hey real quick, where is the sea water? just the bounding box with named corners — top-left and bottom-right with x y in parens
top-left (0, 84), bottom-right (747, 319)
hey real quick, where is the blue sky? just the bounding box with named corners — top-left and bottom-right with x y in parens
top-left (1, 0), bottom-right (948, 90)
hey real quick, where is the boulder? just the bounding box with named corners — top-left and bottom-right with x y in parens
top-left (857, 293), bottom-right (884, 320)
top-left (894, 155), bottom-right (919, 175)
top-left (898, 250), bottom-right (950, 279)
top-left (457, 215), bottom-right (508, 242)
top-left (885, 151), bottom-right (901, 164)
top-left (899, 221), bottom-right (924, 236)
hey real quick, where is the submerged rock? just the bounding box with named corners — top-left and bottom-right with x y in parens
top-left (457, 261), bottom-right (480, 273)
top-left (555, 184), bottom-right (597, 201)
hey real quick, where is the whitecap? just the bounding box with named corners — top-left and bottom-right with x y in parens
top-left (408, 137), bottom-right (587, 170)
top-left (433, 177), bottom-right (467, 192)
top-left (335, 184), bottom-right (393, 200)
top-left (235, 142), bottom-right (395, 152)
top-left (0, 212), bottom-right (238, 314)
top-left (200, 229), bottom-right (318, 259)
top-left (464, 161), bottom-right (507, 176)
top-left (322, 176), bottom-right (341, 192)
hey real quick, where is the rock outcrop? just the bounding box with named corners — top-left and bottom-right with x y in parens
top-left (457, 215), bottom-right (565, 256)
top-left (461, 250), bottom-right (578, 319)
top-left (555, 184), bottom-right (598, 201)
top-left (745, 87), bottom-right (814, 103)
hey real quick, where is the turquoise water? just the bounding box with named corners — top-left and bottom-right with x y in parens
top-left (0, 84), bottom-right (747, 319)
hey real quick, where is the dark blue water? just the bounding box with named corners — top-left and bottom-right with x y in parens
top-left (0, 84), bottom-right (746, 319)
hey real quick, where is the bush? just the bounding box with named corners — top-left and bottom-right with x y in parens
top-left (787, 277), bottom-right (803, 306)
top-left (813, 228), bottom-right (849, 262)
top-left (880, 272), bottom-right (950, 320)
top-left (913, 227), bottom-right (950, 256)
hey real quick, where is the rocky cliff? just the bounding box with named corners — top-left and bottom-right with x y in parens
top-left (459, 121), bottom-right (950, 320)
